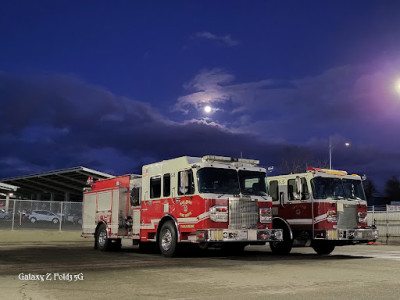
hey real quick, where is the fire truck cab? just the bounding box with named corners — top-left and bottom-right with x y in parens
top-left (267, 167), bottom-right (378, 255)
top-left (82, 155), bottom-right (283, 256)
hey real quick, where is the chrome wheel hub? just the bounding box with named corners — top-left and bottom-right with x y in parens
top-left (161, 229), bottom-right (172, 251)
top-left (98, 230), bottom-right (107, 247)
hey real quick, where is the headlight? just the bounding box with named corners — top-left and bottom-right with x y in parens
top-left (259, 207), bottom-right (272, 223)
top-left (210, 206), bottom-right (228, 222)
top-left (327, 210), bottom-right (337, 223)
top-left (358, 212), bottom-right (367, 223)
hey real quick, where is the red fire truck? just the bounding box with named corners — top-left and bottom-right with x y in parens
top-left (266, 167), bottom-right (378, 255)
top-left (82, 155), bottom-right (283, 256)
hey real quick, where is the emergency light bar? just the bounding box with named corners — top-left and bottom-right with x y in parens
top-left (307, 167), bottom-right (348, 176)
top-left (202, 155), bottom-right (260, 166)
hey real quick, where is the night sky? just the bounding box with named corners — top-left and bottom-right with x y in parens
top-left (1, 1), bottom-right (400, 192)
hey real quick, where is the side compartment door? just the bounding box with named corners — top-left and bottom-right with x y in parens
top-left (130, 178), bottom-right (142, 236)
top-left (82, 193), bottom-right (96, 234)
top-left (118, 187), bottom-right (129, 236)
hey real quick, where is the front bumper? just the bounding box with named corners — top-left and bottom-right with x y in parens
top-left (315, 228), bottom-right (379, 241)
top-left (196, 228), bottom-right (283, 242)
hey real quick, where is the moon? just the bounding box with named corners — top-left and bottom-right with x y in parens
top-left (204, 105), bottom-right (212, 113)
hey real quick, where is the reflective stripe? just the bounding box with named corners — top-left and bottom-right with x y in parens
top-left (140, 212), bottom-right (210, 229)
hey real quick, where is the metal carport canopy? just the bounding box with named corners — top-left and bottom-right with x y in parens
top-left (0, 182), bottom-right (18, 193)
top-left (0, 167), bottom-right (114, 202)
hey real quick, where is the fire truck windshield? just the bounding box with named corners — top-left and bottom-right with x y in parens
top-left (311, 177), bottom-right (366, 201)
top-left (197, 168), bottom-right (267, 196)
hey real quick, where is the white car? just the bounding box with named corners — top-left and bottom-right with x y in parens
top-left (0, 209), bottom-right (11, 220)
top-left (28, 210), bottom-right (61, 224)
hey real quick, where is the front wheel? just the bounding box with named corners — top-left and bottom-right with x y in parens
top-left (269, 239), bottom-right (293, 255)
top-left (158, 221), bottom-right (178, 257)
top-left (269, 224), bottom-right (293, 255)
top-left (311, 241), bottom-right (335, 255)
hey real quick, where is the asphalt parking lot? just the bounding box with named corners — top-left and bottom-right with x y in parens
top-left (1, 231), bottom-right (400, 300)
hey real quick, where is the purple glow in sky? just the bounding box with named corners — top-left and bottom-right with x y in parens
top-left (1, 1), bottom-right (400, 191)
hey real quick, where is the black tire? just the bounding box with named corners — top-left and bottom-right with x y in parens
top-left (269, 224), bottom-right (293, 255)
top-left (158, 221), bottom-right (178, 257)
top-left (52, 218), bottom-right (59, 224)
top-left (311, 241), bottom-right (335, 255)
top-left (30, 217), bottom-right (37, 224)
top-left (95, 223), bottom-right (110, 251)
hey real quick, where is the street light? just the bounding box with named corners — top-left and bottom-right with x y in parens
top-left (329, 136), bottom-right (350, 169)
top-left (395, 79), bottom-right (400, 94)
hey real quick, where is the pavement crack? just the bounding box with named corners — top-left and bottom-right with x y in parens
top-left (18, 282), bottom-right (33, 300)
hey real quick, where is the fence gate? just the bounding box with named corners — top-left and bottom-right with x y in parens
top-left (368, 205), bottom-right (400, 244)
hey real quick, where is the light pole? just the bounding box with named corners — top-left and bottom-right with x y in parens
top-left (329, 136), bottom-right (350, 169)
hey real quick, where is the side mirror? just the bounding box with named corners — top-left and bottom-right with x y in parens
top-left (295, 176), bottom-right (303, 200)
top-left (179, 171), bottom-right (189, 194)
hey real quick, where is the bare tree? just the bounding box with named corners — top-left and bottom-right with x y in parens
top-left (385, 176), bottom-right (400, 204)
top-left (363, 179), bottom-right (376, 206)
top-left (279, 146), bottom-right (328, 174)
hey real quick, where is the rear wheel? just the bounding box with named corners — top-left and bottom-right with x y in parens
top-left (95, 224), bottom-right (110, 251)
top-left (158, 221), bottom-right (178, 257)
top-left (311, 241), bottom-right (335, 255)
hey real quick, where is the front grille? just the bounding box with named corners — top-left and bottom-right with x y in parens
top-left (337, 204), bottom-right (357, 229)
top-left (228, 198), bottom-right (258, 229)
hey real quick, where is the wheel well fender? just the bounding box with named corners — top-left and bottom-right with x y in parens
top-left (95, 221), bottom-right (108, 238)
top-left (272, 217), bottom-right (293, 240)
top-left (157, 215), bottom-right (180, 242)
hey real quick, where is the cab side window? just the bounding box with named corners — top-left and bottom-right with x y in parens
top-left (269, 180), bottom-right (279, 201)
top-left (288, 178), bottom-right (309, 200)
top-left (150, 176), bottom-right (161, 198)
top-left (130, 187), bottom-right (140, 206)
top-left (163, 173), bottom-right (171, 197)
top-left (288, 179), bottom-right (296, 200)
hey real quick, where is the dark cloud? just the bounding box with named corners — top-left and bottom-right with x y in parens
top-left (0, 72), bottom-right (283, 178)
top-left (1, 70), bottom-right (399, 192)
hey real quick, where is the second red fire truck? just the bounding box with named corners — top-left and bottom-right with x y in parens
top-left (267, 167), bottom-right (378, 255)
top-left (82, 155), bottom-right (283, 256)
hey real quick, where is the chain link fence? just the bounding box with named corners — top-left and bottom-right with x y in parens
top-left (1, 200), bottom-right (399, 242)
top-left (368, 205), bottom-right (400, 244)
top-left (0, 199), bottom-right (82, 231)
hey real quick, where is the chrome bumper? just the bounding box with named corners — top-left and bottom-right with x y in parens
top-left (196, 228), bottom-right (283, 242)
top-left (317, 228), bottom-right (379, 241)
